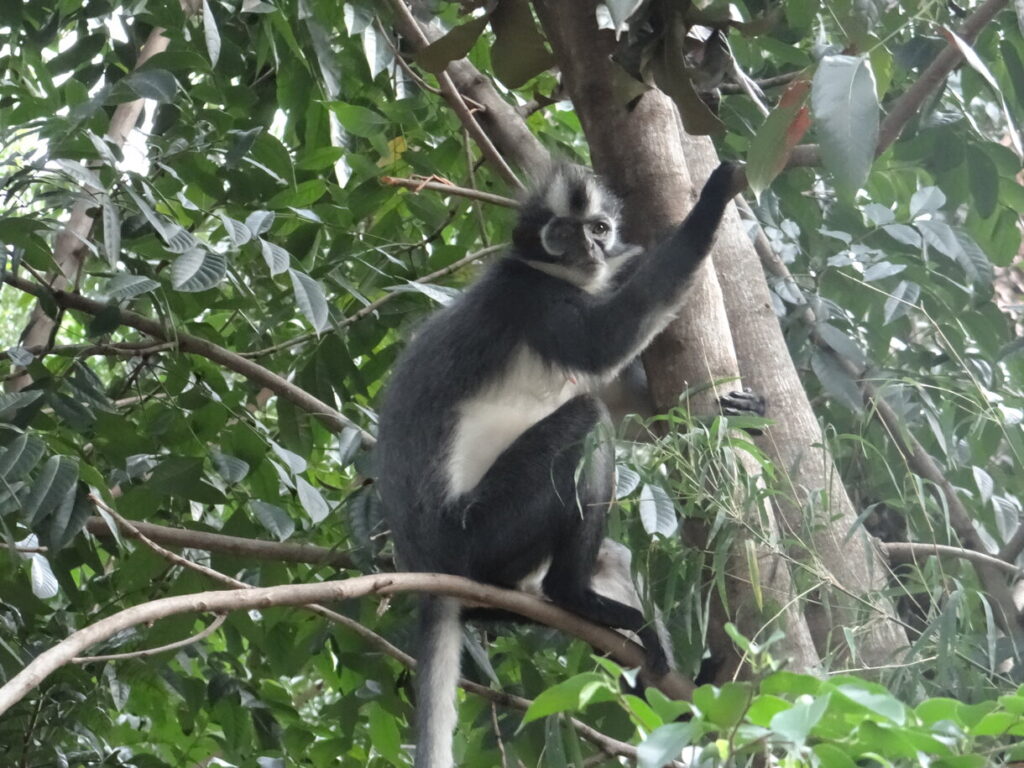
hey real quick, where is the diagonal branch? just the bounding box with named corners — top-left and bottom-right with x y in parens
top-left (90, 496), bottom-right (657, 764)
top-left (789, 0), bottom-right (1009, 167)
top-left (385, 0), bottom-right (524, 190)
top-left (2, 272), bottom-right (374, 446)
top-left (384, 0), bottom-right (547, 176)
top-left (0, 572), bottom-right (694, 718)
top-left (745, 200), bottom-right (1024, 638)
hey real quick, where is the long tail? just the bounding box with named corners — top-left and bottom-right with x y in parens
top-left (414, 596), bottom-right (463, 768)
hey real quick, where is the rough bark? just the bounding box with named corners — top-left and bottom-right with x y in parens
top-left (536, 0), bottom-right (820, 677)
top-left (697, 129), bottom-right (910, 666)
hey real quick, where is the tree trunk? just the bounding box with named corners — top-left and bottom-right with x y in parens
top-left (536, 0), bottom-right (821, 677)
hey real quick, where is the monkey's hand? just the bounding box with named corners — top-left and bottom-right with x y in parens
top-left (718, 387), bottom-right (768, 435)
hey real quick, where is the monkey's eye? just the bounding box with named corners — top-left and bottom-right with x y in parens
top-left (590, 221), bottom-right (610, 236)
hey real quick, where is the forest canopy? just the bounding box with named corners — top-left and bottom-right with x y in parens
top-left (2, 0), bottom-right (1024, 766)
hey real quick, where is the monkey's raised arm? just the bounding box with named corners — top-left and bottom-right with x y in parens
top-left (540, 162), bottom-right (743, 375)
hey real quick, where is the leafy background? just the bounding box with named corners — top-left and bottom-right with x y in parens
top-left (2, 0), bottom-right (1024, 765)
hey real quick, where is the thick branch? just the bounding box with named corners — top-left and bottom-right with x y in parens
top-left (2, 273), bottom-right (374, 446)
top-left (385, 0), bottom-right (547, 176)
top-left (386, 0), bottom-right (523, 190)
top-left (95, 501), bottom-right (657, 764)
top-left (0, 572), bottom-right (694, 717)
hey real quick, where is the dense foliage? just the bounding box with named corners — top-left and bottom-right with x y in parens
top-left (2, 0), bottom-right (1024, 765)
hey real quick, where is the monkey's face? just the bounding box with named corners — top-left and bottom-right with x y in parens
top-left (539, 216), bottom-right (617, 276)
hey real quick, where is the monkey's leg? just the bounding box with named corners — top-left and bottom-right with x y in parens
top-left (541, 507), bottom-right (671, 677)
top-left (543, 411), bottom-right (670, 677)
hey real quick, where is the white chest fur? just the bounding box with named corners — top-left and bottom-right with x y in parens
top-left (446, 346), bottom-right (591, 499)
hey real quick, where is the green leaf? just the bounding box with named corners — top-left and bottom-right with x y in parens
top-left (882, 223), bottom-right (921, 247)
top-left (295, 476), bottom-right (330, 524)
top-left (637, 722), bottom-right (696, 768)
top-left (835, 684), bottom-right (905, 724)
top-left (23, 455), bottom-right (79, 528)
top-left (638, 483), bottom-right (677, 537)
top-left (746, 80), bottom-right (811, 196)
top-left (105, 274), bottom-right (159, 300)
top-left (251, 500), bottom-right (295, 541)
top-left (48, 483), bottom-right (92, 550)
top-left (121, 69), bottom-right (178, 103)
top-left (941, 28), bottom-right (1022, 156)
top-left (811, 55), bottom-right (880, 196)
top-left (967, 146), bottom-right (999, 219)
top-left (521, 673), bottom-right (615, 725)
top-left (101, 194), bottom-right (121, 267)
top-left (0, 433), bottom-right (45, 481)
top-left (54, 159), bottom-right (104, 191)
top-left (367, 702), bottom-right (403, 765)
top-left (604, 0), bottom-right (644, 31)
top-left (769, 693), bottom-right (829, 747)
top-left (490, 0), bottom-right (556, 89)
top-left (171, 249), bottom-right (227, 292)
top-left (815, 323), bottom-right (865, 369)
top-left (29, 554), bottom-right (59, 599)
top-left (218, 213), bottom-right (253, 246)
top-left (289, 269), bottom-right (330, 332)
top-left (883, 280), bottom-right (920, 324)
top-left (212, 452), bottom-right (250, 484)
top-left (202, 0), bottom-right (221, 67)
top-left (910, 186), bottom-right (946, 217)
top-left (0, 391), bottom-right (43, 421)
top-left (266, 179), bottom-right (326, 209)
top-left (615, 465), bottom-right (640, 498)
top-left (416, 12), bottom-right (490, 73)
top-left (692, 682), bottom-right (751, 730)
top-left (812, 743), bottom-right (858, 767)
top-left (244, 210), bottom-right (275, 235)
top-left (325, 103), bottom-right (388, 138)
top-left (259, 238), bottom-right (290, 276)
top-left (810, 348), bottom-right (863, 412)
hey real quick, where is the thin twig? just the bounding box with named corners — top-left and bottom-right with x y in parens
top-left (29, 340), bottom-right (176, 359)
top-left (72, 614), bottom-right (227, 663)
top-left (882, 541), bottom-right (1021, 577)
top-left (2, 273), bottom-right (374, 446)
top-left (241, 244), bottom-right (503, 358)
top-left (381, 176), bottom-right (518, 208)
top-left (720, 71), bottom-right (800, 94)
top-left (84, 515), bottom-right (359, 569)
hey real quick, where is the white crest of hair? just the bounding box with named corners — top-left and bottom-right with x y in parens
top-left (543, 166), bottom-right (572, 216)
top-left (446, 345), bottom-right (597, 499)
top-left (414, 597), bottom-right (463, 768)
